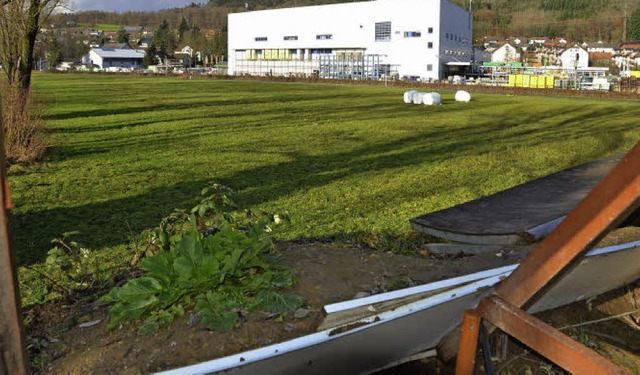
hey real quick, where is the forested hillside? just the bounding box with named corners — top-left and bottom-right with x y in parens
top-left (468, 0), bottom-right (637, 42)
top-left (51, 0), bottom-right (640, 43)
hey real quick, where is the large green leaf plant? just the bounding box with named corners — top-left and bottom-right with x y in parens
top-left (102, 184), bottom-right (300, 334)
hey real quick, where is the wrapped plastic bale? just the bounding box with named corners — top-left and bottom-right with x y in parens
top-left (412, 92), bottom-right (425, 105)
top-left (455, 90), bottom-right (471, 102)
top-left (423, 92), bottom-right (442, 106)
top-left (403, 90), bottom-right (417, 104)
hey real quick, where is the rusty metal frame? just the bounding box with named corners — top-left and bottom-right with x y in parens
top-left (455, 142), bottom-right (640, 375)
top-left (478, 295), bottom-right (628, 374)
top-left (0, 119), bottom-right (29, 374)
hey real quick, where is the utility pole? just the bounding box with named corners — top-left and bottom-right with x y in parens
top-left (469, 0), bottom-right (474, 74)
top-left (0, 105), bottom-right (28, 375)
top-left (623, 0), bottom-right (628, 42)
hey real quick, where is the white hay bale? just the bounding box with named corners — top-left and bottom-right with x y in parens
top-left (403, 90), bottom-right (417, 104)
top-left (423, 92), bottom-right (442, 106)
top-left (412, 92), bottom-right (425, 104)
top-left (455, 90), bottom-right (471, 102)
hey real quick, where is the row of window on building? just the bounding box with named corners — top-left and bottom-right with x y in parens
top-left (255, 34), bottom-right (333, 42)
top-left (375, 22), bottom-right (434, 41)
top-left (445, 32), bottom-right (467, 44)
top-left (243, 48), bottom-right (360, 61)
top-left (254, 23), bottom-right (437, 43)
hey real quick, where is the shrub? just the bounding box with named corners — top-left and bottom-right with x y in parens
top-left (1, 84), bottom-right (47, 163)
top-left (102, 184), bottom-right (300, 334)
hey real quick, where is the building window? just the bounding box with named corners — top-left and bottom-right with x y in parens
top-left (427, 64), bottom-right (433, 71)
top-left (255, 37), bottom-right (267, 42)
top-left (284, 36), bottom-right (298, 41)
top-left (375, 22), bottom-right (392, 41)
top-left (404, 31), bottom-right (421, 38)
top-left (428, 27), bottom-right (434, 34)
top-left (316, 34), bottom-right (332, 40)
top-left (312, 48), bottom-right (332, 54)
top-left (427, 42), bottom-right (433, 49)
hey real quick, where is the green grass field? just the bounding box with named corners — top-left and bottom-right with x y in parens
top-left (13, 73), bottom-right (640, 265)
top-left (76, 23), bottom-right (125, 32)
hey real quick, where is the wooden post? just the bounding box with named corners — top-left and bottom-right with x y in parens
top-left (455, 310), bottom-right (481, 375)
top-left (0, 97), bottom-right (29, 375)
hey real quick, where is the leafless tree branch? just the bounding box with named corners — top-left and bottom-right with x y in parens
top-left (0, 0), bottom-right (67, 89)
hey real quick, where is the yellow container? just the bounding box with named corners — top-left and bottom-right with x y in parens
top-left (515, 75), bottom-right (523, 86)
top-left (507, 75), bottom-right (516, 86)
top-left (539, 76), bottom-right (547, 88)
top-left (630, 71), bottom-right (640, 78)
top-left (522, 75), bottom-right (530, 87)
top-left (546, 76), bottom-right (555, 88)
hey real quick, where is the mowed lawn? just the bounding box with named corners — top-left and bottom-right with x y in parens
top-left (12, 73), bottom-right (640, 264)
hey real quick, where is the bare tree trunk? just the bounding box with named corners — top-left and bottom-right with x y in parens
top-left (18, 0), bottom-right (41, 92)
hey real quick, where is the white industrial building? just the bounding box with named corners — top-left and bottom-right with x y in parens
top-left (228, 0), bottom-right (472, 80)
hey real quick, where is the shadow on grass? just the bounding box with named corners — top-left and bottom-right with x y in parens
top-left (13, 93), bottom-right (639, 265)
top-left (12, 181), bottom-right (208, 265)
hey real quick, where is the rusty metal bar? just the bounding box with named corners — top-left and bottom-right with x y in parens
top-left (478, 294), bottom-right (630, 375)
top-left (456, 143), bottom-right (640, 374)
top-left (0, 107), bottom-right (29, 374)
top-left (454, 310), bottom-right (481, 375)
top-left (495, 143), bottom-right (640, 308)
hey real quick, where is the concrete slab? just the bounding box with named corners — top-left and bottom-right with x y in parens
top-left (411, 155), bottom-right (623, 245)
top-left (424, 243), bottom-right (535, 256)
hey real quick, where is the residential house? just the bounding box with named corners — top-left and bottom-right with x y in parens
top-left (138, 37), bottom-right (153, 49)
top-left (84, 47), bottom-right (146, 70)
top-left (618, 42), bottom-right (640, 53)
top-left (613, 43), bottom-right (640, 72)
top-left (560, 45), bottom-right (589, 69)
top-left (585, 42), bottom-right (617, 54)
top-left (105, 31), bottom-right (118, 42)
top-left (174, 46), bottom-right (198, 67)
top-left (528, 37), bottom-right (547, 46)
top-left (491, 43), bottom-right (520, 64)
top-left (522, 50), bottom-right (540, 66)
top-left (589, 52), bottom-right (613, 68)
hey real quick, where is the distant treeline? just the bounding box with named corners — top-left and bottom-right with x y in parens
top-left (51, 0), bottom-right (640, 43)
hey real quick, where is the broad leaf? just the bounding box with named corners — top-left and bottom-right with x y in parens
top-left (115, 277), bottom-right (163, 302)
top-left (140, 252), bottom-right (175, 286)
top-left (108, 295), bottom-right (159, 329)
top-left (195, 292), bottom-right (240, 331)
top-left (256, 290), bottom-right (302, 314)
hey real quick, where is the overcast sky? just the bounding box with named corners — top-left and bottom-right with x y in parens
top-left (71, 0), bottom-right (206, 12)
